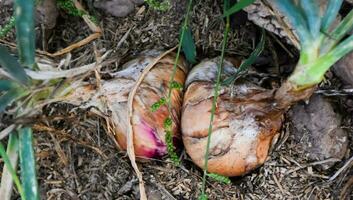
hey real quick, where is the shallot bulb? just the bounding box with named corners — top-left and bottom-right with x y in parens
top-left (181, 58), bottom-right (282, 176)
top-left (65, 51), bottom-right (188, 158)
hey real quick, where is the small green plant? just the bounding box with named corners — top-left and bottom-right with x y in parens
top-left (150, 0), bottom-right (194, 166)
top-left (0, 15), bottom-right (16, 39)
top-left (206, 173), bottom-right (231, 184)
top-left (144, 0), bottom-right (171, 11)
top-left (57, 0), bottom-right (86, 16)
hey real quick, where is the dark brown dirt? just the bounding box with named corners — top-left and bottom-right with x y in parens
top-left (0, 0), bottom-right (352, 199)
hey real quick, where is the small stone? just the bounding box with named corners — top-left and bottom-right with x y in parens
top-left (94, 0), bottom-right (135, 17)
top-left (131, 0), bottom-right (145, 5)
top-left (35, 0), bottom-right (59, 29)
top-left (333, 52), bottom-right (353, 86)
top-left (288, 95), bottom-right (348, 170)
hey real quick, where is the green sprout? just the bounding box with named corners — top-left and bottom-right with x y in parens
top-left (272, 0), bottom-right (353, 89)
top-left (57, 0), bottom-right (86, 17)
top-left (0, 16), bottom-right (16, 39)
top-left (144, 0), bottom-right (171, 11)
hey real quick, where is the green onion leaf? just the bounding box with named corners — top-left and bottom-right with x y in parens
top-left (328, 9), bottom-right (353, 45)
top-left (181, 26), bottom-right (197, 64)
top-left (0, 80), bottom-right (18, 92)
top-left (0, 88), bottom-right (24, 113)
top-left (0, 45), bottom-right (29, 85)
top-left (321, 0), bottom-right (344, 31)
top-left (0, 133), bottom-right (25, 200)
top-left (19, 127), bottom-right (39, 200)
top-left (223, 0), bottom-right (255, 17)
top-left (14, 0), bottom-right (35, 68)
top-left (290, 33), bottom-right (353, 87)
top-left (300, 0), bottom-right (321, 37)
top-left (272, 0), bottom-right (311, 46)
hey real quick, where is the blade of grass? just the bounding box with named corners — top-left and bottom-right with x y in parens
top-left (18, 127), bottom-right (39, 200)
top-left (222, 28), bottom-right (265, 86)
top-left (0, 133), bottom-right (25, 200)
top-left (181, 26), bottom-right (197, 64)
top-left (321, 0), bottom-right (344, 31)
top-left (200, 0), bottom-right (231, 199)
top-left (0, 45), bottom-right (29, 85)
top-left (14, 0), bottom-right (35, 68)
top-left (223, 0), bottom-right (255, 17)
top-left (165, 0), bottom-right (194, 165)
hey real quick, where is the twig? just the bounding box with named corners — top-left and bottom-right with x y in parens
top-left (126, 47), bottom-right (177, 200)
top-left (329, 156), bottom-right (353, 181)
top-left (285, 158), bottom-right (340, 175)
top-left (315, 88), bottom-right (353, 96)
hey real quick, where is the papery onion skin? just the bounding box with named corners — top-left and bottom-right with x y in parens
top-left (130, 54), bottom-right (187, 158)
top-left (65, 52), bottom-right (187, 158)
top-left (181, 58), bottom-right (283, 177)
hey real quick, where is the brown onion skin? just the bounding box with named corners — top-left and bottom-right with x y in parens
top-left (181, 58), bottom-right (283, 177)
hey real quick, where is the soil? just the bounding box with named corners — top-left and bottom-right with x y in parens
top-left (0, 0), bottom-right (352, 199)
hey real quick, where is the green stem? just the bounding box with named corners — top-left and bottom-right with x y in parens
top-left (272, 0), bottom-right (312, 47)
top-left (14, 0), bottom-right (35, 68)
top-left (321, 9), bottom-right (353, 54)
top-left (167, 0), bottom-right (193, 112)
top-left (300, 0), bottom-right (320, 37)
top-left (200, 2), bottom-right (230, 197)
top-left (290, 33), bottom-right (353, 88)
top-left (0, 133), bottom-right (25, 200)
top-left (321, 0), bottom-right (344, 31)
top-left (18, 127), bottom-right (39, 200)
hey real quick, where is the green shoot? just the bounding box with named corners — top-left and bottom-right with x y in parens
top-left (57, 0), bottom-right (98, 24)
top-left (0, 45), bottom-right (29, 85)
top-left (164, 0), bottom-right (193, 165)
top-left (0, 16), bottom-right (16, 39)
top-left (181, 27), bottom-right (197, 64)
top-left (150, 97), bottom-right (166, 112)
top-left (272, 0), bottom-right (353, 89)
top-left (223, 0), bottom-right (255, 17)
top-left (57, 0), bottom-right (86, 17)
top-left (321, 0), bottom-right (344, 31)
top-left (144, 0), bottom-right (171, 11)
top-left (200, 0), bottom-right (231, 198)
top-left (149, 0), bottom-right (194, 165)
top-left (0, 134), bottom-right (25, 200)
top-left (206, 173), bottom-right (231, 184)
top-left (163, 118), bottom-right (179, 165)
top-left (18, 127), bottom-right (39, 200)
top-left (14, 0), bottom-right (35, 68)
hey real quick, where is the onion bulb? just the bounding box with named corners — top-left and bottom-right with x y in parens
top-left (65, 51), bottom-right (187, 158)
top-left (181, 58), bottom-right (283, 177)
